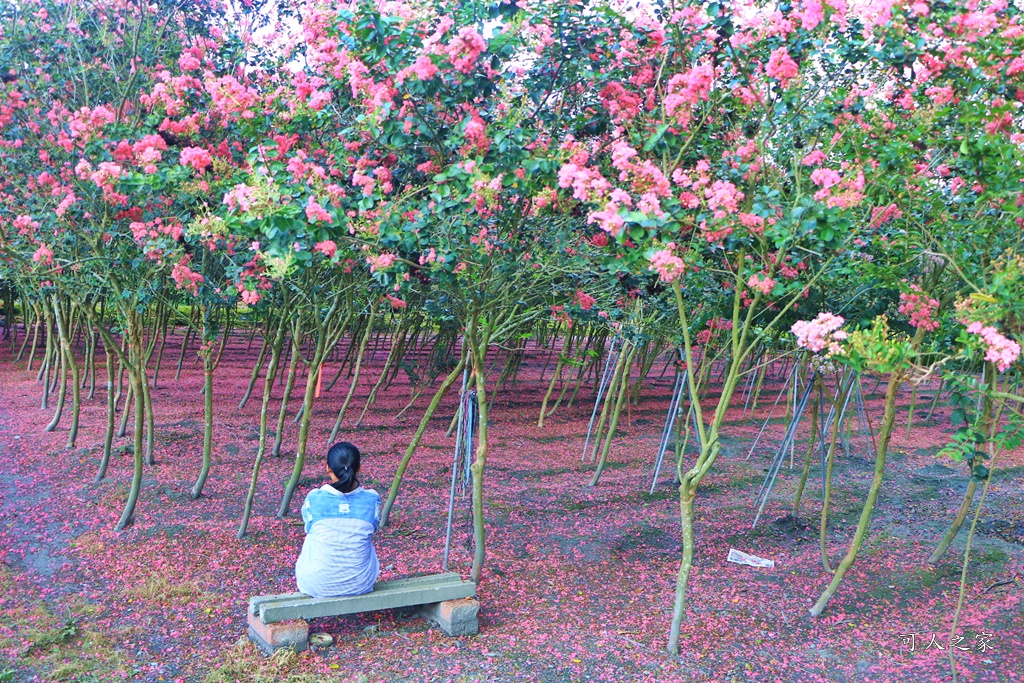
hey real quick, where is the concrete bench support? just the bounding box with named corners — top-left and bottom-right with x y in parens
top-left (247, 573), bottom-right (477, 654)
top-left (419, 597), bottom-right (480, 636)
top-left (246, 609), bottom-right (309, 655)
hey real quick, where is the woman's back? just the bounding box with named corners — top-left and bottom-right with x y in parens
top-left (295, 484), bottom-right (381, 598)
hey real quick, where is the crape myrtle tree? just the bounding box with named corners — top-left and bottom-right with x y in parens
top-left (0, 0), bottom-right (307, 525)
top-left (3, 0), bottom-right (1024, 660)
top-left (286, 0), bottom-right (610, 580)
top-left (535, 0), bottom-right (1024, 652)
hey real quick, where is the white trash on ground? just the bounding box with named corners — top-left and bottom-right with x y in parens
top-left (726, 548), bottom-right (775, 568)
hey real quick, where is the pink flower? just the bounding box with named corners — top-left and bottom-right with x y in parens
top-left (870, 203), bottom-right (902, 227)
top-left (223, 185), bottom-right (255, 213)
top-left (32, 244), bottom-right (54, 266)
top-left (180, 147), bottom-right (213, 173)
top-left (55, 192), bottom-right (77, 218)
top-left (795, 0), bottom-right (824, 30)
top-left (810, 168), bottom-right (841, 189)
top-left (738, 213), bottom-right (765, 236)
top-left (599, 82), bottom-right (642, 123)
top-left (314, 240), bottom-right (337, 258)
top-left (306, 199), bottom-right (333, 224)
top-left (664, 64), bottom-right (714, 125)
top-left (205, 75), bottom-right (259, 120)
top-left (409, 54), bottom-right (438, 81)
top-left (171, 258), bottom-right (204, 296)
top-left (463, 113), bottom-right (489, 156)
top-left (574, 290), bottom-right (596, 310)
top-left (899, 287), bottom-right (940, 331)
top-left (446, 27), bottom-right (487, 74)
top-left (14, 215), bottom-right (40, 235)
top-left (705, 180), bottom-right (743, 216)
top-left (178, 52), bottom-right (201, 71)
top-left (367, 252), bottom-right (396, 272)
top-left (649, 244), bottom-right (685, 283)
top-left (587, 202), bottom-right (626, 236)
top-left (132, 134), bottom-right (168, 166)
top-left (802, 150), bottom-right (827, 166)
top-left (766, 47), bottom-right (799, 84)
top-left (386, 294), bottom-right (407, 309)
top-left (239, 287), bottom-right (261, 306)
top-left (747, 273), bottom-right (776, 296)
top-left (966, 323), bottom-right (1021, 372)
top-left (791, 312), bottom-right (846, 355)
top-left (557, 163), bottom-right (611, 203)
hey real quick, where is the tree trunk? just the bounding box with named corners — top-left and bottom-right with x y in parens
top-left (330, 305), bottom-right (376, 442)
top-left (469, 322), bottom-right (490, 584)
top-left (589, 342), bottom-right (638, 486)
top-left (380, 355), bottom-right (467, 528)
top-left (809, 369), bottom-right (904, 616)
top-left (238, 313), bottom-right (288, 537)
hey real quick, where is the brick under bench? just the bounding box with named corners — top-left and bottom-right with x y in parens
top-left (247, 572), bottom-right (479, 654)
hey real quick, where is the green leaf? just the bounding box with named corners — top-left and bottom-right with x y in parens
top-left (643, 124), bottom-right (671, 152)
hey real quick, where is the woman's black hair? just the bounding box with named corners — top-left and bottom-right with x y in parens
top-left (327, 442), bottom-right (361, 493)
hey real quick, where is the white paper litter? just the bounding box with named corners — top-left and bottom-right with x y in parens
top-left (726, 548), bottom-right (775, 568)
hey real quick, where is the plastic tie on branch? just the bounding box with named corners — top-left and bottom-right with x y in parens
top-left (726, 548), bottom-right (775, 568)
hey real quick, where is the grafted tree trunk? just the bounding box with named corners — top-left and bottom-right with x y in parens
top-left (238, 310), bottom-right (289, 537)
top-left (380, 354), bottom-right (467, 528)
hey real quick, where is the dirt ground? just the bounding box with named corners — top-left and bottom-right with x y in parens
top-left (0, 332), bottom-right (1021, 682)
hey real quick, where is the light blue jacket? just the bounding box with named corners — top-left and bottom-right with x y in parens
top-left (295, 485), bottom-right (381, 598)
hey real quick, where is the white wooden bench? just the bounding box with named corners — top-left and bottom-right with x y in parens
top-left (247, 573), bottom-right (478, 653)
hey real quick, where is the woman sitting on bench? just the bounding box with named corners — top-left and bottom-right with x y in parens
top-left (295, 442), bottom-right (381, 598)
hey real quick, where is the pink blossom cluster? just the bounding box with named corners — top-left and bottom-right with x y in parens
top-left (223, 184), bottom-right (255, 213)
top-left (178, 47), bottom-right (203, 72)
top-left (129, 218), bottom-right (183, 244)
top-left (13, 215), bottom-right (40, 236)
top-left (54, 190), bottom-right (77, 218)
top-left (747, 273), bottom-right (776, 296)
top-left (574, 290), bottom-right (596, 310)
top-left (238, 285), bottom-right (261, 306)
top-left (738, 212), bottom-right (765, 236)
top-left (705, 179), bottom-right (743, 218)
top-left (205, 75), bottom-right (259, 119)
top-left (966, 322), bottom-right (1021, 372)
top-left (810, 168), bottom-right (841, 189)
top-left (180, 147), bottom-right (213, 173)
top-left (802, 150), bottom-right (827, 166)
top-left (766, 48), bottom-right (799, 85)
top-left (171, 258), bottom-right (204, 296)
top-left (795, 0), bottom-right (825, 30)
top-left (870, 203), bottom-right (902, 227)
top-left (366, 252), bottom-right (396, 272)
top-left (462, 113), bottom-right (490, 156)
top-left (664, 64), bottom-right (714, 125)
top-left (812, 167), bottom-right (865, 209)
top-left (405, 54), bottom-right (439, 82)
top-left (791, 312), bottom-right (847, 355)
top-left (132, 134), bottom-right (168, 173)
top-left (445, 27), bottom-right (487, 74)
top-left (314, 240), bottom-right (337, 258)
top-left (898, 286), bottom-right (940, 331)
top-left (558, 163), bottom-right (612, 203)
top-left (305, 199), bottom-right (333, 224)
top-left (695, 317), bottom-right (732, 344)
top-left (599, 82), bottom-right (642, 123)
top-left (31, 244), bottom-right (54, 266)
top-left (67, 104), bottom-right (116, 141)
top-left (648, 243), bottom-right (685, 283)
top-left (140, 72), bottom-right (203, 117)
top-left (289, 71), bottom-right (332, 112)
